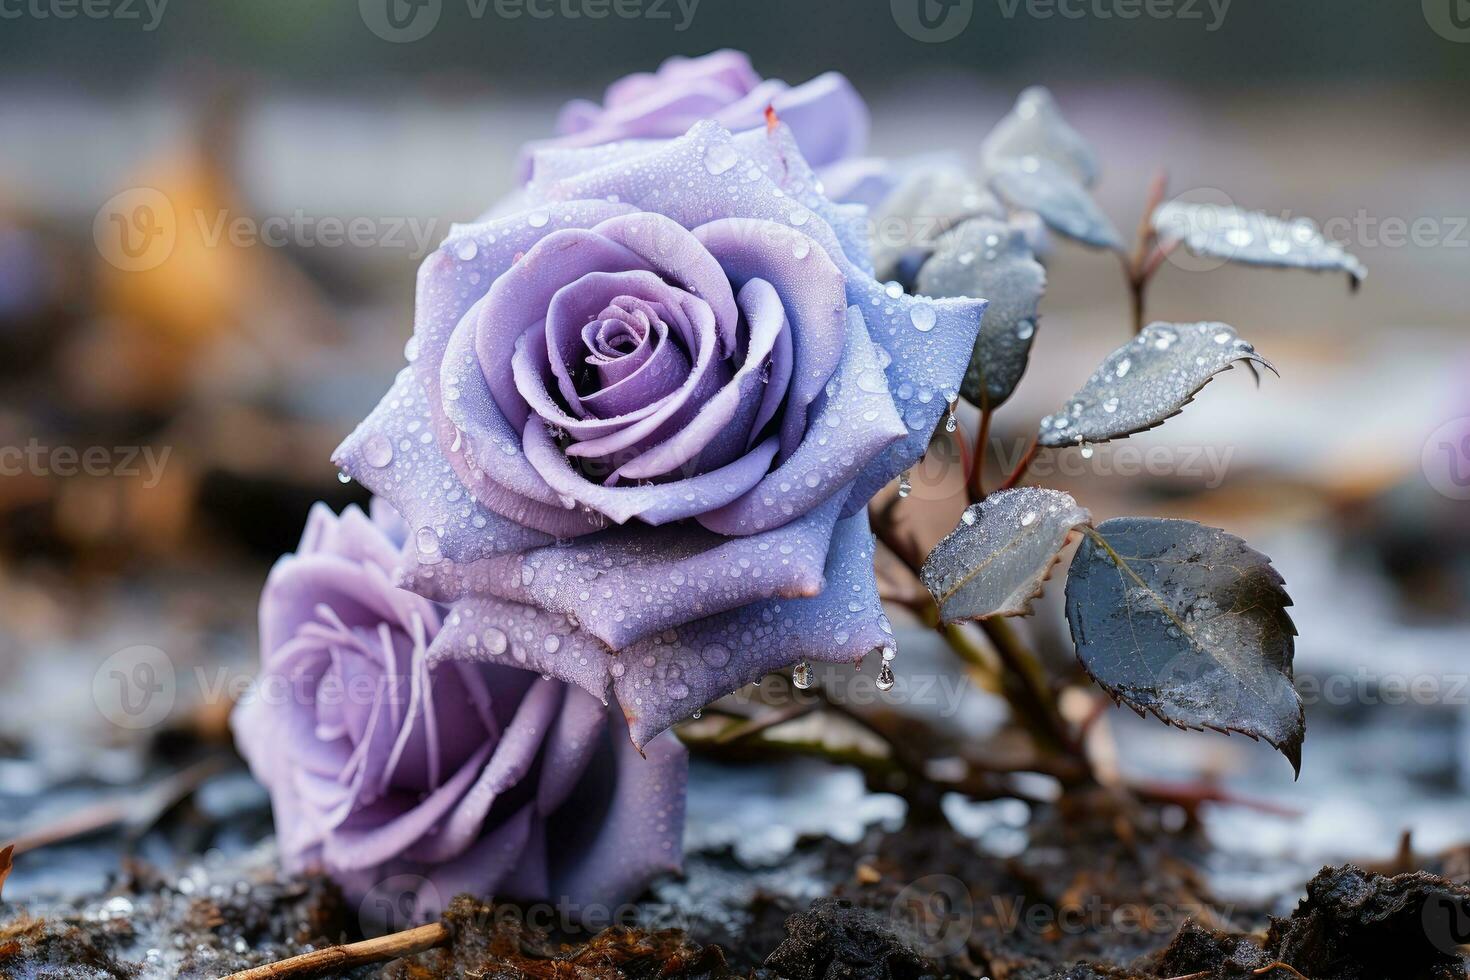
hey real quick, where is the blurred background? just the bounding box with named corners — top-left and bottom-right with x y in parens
top-left (0, 0), bottom-right (1467, 926)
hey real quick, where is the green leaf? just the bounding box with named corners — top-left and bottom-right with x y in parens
top-left (922, 488), bottom-right (1091, 623)
top-left (917, 218), bottom-right (1047, 411)
top-left (1065, 517), bottom-right (1303, 774)
top-left (1153, 201), bottom-right (1366, 288)
top-left (1038, 321), bottom-right (1275, 449)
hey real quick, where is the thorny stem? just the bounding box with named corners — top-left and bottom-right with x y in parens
top-left (1000, 436), bottom-right (1041, 490)
top-left (967, 406), bottom-right (993, 502)
top-left (1124, 168), bottom-right (1170, 334)
top-left (220, 922), bottom-right (451, 979)
top-left (869, 497), bottom-right (1093, 788)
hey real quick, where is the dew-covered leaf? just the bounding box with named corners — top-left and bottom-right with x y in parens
top-left (1038, 321), bottom-right (1274, 448)
top-left (917, 218), bottom-right (1047, 411)
top-left (990, 157), bottom-right (1122, 251)
top-left (871, 161), bottom-right (1004, 285)
top-left (1065, 517), bottom-right (1303, 773)
top-left (921, 488), bottom-right (1091, 623)
top-left (1153, 201), bottom-right (1366, 288)
top-left (980, 86), bottom-right (1100, 187)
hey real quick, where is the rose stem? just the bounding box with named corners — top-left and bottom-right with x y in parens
top-left (1123, 168), bottom-right (1169, 334)
top-left (999, 436), bottom-right (1040, 490)
top-left (870, 497), bottom-right (1091, 785)
top-left (220, 922), bottom-right (451, 980)
top-left (967, 406), bottom-right (993, 501)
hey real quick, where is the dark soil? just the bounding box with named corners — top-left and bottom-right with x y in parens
top-left (4, 798), bottom-right (1466, 979)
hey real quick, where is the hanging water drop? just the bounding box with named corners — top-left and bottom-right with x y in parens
top-left (876, 661), bottom-right (895, 692)
top-left (897, 471), bottom-right (912, 498)
top-left (944, 402), bottom-right (958, 432)
top-left (792, 661), bottom-right (812, 690)
top-left (1079, 443), bottom-right (1095, 459)
top-left (336, 470), bottom-right (352, 484)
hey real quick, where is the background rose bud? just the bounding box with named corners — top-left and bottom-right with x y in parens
top-left (231, 500), bottom-right (687, 923)
top-left (518, 49), bottom-right (868, 179)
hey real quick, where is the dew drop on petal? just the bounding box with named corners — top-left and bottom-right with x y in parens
top-left (909, 303), bottom-right (937, 332)
top-left (704, 143), bottom-right (739, 176)
top-left (363, 434), bottom-right (394, 468)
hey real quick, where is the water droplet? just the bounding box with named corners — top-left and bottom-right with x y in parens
top-left (528, 211), bottom-right (549, 228)
top-left (703, 143), bottom-right (739, 176)
top-left (336, 470), bottom-right (352, 484)
top-left (909, 303), bottom-right (937, 332)
top-left (876, 661), bottom-right (895, 692)
top-left (1114, 357), bottom-right (1131, 378)
top-left (897, 471), bottom-right (912, 498)
top-left (1016, 319), bottom-right (1035, 340)
top-left (884, 281), bottom-right (903, 299)
top-left (455, 239), bottom-right (478, 261)
top-left (961, 509), bottom-right (977, 525)
top-left (1079, 444), bottom-right (1095, 460)
top-left (363, 434), bottom-right (394, 468)
top-left (792, 238), bottom-right (811, 260)
top-left (415, 526), bottom-right (441, 557)
top-left (792, 661), bottom-right (812, 690)
top-left (1020, 510), bottom-right (1038, 527)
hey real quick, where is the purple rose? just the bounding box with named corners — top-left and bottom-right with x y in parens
top-left (230, 500), bottom-right (687, 921)
top-left (518, 49), bottom-right (868, 180)
top-left (334, 118), bottom-right (986, 746)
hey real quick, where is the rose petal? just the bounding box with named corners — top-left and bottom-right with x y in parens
top-left (507, 491), bottom-right (844, 651)
top-left (428, 596), bottom-right (615, 704)
top-left (334, 366), bottom-right (569, 555)
top-left (544, 724), bottom-right (686, 907)
top-left (697, 310), bottom-right (905, 536)
top-left (614, 509), bottom-right (892, 746)
top-left (609, 277), bottom-right (790, 481)
top-left (536, 687), bottom-right (610, 815)
top-left (404, 677), bottom-right (564, 864)
top-left (523, 421), bottom-right (779, 526)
